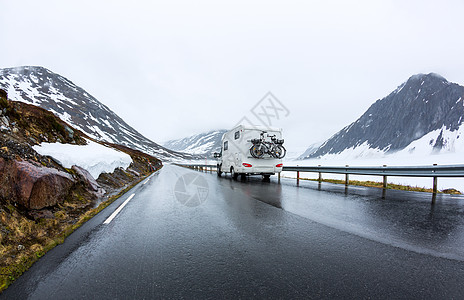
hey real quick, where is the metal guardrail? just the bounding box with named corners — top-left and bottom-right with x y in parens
top-left (282, 165), bottom-right (464, 177)
top-left (177, 163), bottom-right (464, 195)
top-left (175, 164), bottom-right (216, 173)
top-left (176, 164), bottom-right (214, 168)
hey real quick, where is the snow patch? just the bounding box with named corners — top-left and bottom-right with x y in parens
top-left (316, 141), bottom-right (386, 161)
top-left (33, 140), bottom-right (132, 179)
top-left (399, 125), bottom-right (464, 155)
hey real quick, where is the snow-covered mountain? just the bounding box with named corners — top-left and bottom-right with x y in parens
top-left (297, 142), bottom-right (323, 160)
top-left (0, 66), bottom-right (197, 161)
top-left (301, 73), bottom-right (464, 160)
top-left (163, 129), bottom-right (227, 158)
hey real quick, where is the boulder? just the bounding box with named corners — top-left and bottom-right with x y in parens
top-left (72, 165), bottom-right (105, 197)
top-left (0, 158), bottom-right (75, 209)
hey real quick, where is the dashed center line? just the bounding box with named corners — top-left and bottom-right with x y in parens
top-left (103, 193), bottom-right (135, 225)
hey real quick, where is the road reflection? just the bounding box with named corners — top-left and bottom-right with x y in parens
top-left (214, 172), bottom-right (464, 261)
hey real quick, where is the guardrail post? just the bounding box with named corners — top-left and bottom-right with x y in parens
top-left (383, 165), bottom-right (387, 189)
top-left (297, 171), bottom-right (300, 186)
top-left (433, 164), bottom-right (438, 194)
top-left (345, 165), bottom-right (349, 186)
top-left (318, 165), bottom-right (322, 183)
top-left (278, 172), bottom-right (281, 182)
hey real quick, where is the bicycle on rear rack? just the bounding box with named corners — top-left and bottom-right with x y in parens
top-left (249, 131), bottom-right (286, 159)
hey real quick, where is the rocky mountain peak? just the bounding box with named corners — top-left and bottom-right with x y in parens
top-left (302, 73), bottom-right (464, 159)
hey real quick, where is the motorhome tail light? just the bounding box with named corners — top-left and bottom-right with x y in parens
top-left (242, 163), bottom-right (252, 167)
top-left (276, 163), bottom-right (283, 167)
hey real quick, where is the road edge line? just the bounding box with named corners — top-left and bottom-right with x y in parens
top-left (103, 193), bottom-right (136, 224)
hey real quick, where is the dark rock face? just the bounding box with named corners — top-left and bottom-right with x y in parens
top-left (0, 158), bottom-right (75, 209)
top-left (0, 66), bottom-right (199, 161)
top-left (306, 73), bottom-right (464, 159)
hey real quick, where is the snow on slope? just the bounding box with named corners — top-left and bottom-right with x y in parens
top-left (33, 140), bottom-right (132, 179)
top-left (163, 129), bottom-right (227, 157)
top-left (0, 66), bottom-right (197, 161)
top-left (398, 125), bottom-right (464, 156)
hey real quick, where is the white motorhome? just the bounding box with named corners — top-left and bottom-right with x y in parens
top-left (214, 125), bottom-right (286, 179)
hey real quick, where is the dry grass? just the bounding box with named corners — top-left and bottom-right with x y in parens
top-left (292, 177), bottom-right (462, 194)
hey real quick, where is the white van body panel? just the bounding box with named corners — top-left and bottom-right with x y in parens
top-left (217, 125), bottom-right (283, 176)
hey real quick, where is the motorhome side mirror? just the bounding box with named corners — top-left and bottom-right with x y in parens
top-left (214, 152), bottom-right (221, 158)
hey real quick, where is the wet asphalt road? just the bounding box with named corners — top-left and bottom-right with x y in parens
top-left (3, 164), bottom-right (464, 299)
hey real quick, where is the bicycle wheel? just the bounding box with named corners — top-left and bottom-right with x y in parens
top-left (250, 143), bottom-right (266, 158)
top-left (272, 145), bottom-right (286, 158)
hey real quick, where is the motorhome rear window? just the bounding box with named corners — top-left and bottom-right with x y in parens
top-left (224, 141), bottom-right (228, 151)
top-left (234, 131), bottom-right (240, 140)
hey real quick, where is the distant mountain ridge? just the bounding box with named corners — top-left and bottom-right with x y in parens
top-left (301, 73), bottom-right (464, 159)
top-left (297, 142), bottom-right (323, 159)
top-left (163, 129), bottom-right (227, 158)
top-left (0, 66), bottom-right (197, 161)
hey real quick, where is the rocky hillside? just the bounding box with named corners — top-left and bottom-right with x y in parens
top-left (0, 66), bottom-right (198, 161)
top-left (163, 129), bottom-right (227, 158)
top-left (0, 88), bottom-right (161, 209)
top-left (302, 73), bottom-right (464, 159)
top-left (0, 90), bottom-right (161, 290)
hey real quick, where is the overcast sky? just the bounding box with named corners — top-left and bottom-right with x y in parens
top-left (2, 0), bottom-right (464, 152)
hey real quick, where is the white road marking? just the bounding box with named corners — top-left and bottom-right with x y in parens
top-left (103, 193), bottom-right (135, 225)
top-left (143, 178), bottom-right (150, 185)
